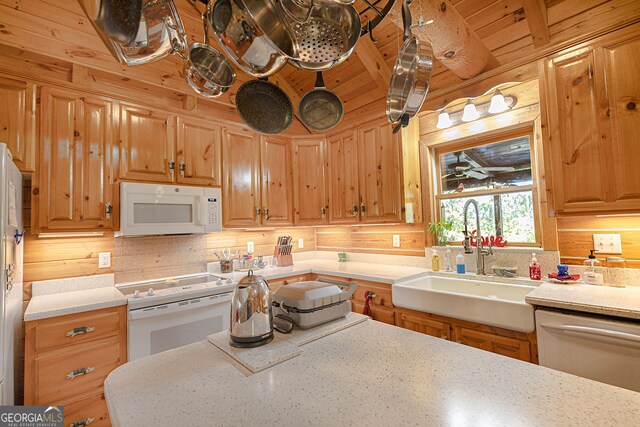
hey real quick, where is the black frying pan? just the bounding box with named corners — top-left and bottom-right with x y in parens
top-left (299, 72), bottom-right (344, 131)
top-left (236, 79), bottom-right (294, 135)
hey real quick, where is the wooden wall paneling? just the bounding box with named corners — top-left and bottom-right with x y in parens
top-left (205, 227), bottom-right (316, 260)
top-left (291, 137), bottom-right (328, 225)
top-left (326, 130), bottom-right (360, 224)
top-left (260, 135), bottom-right (294, 226)
top-left (221, 126), bottom-right (261, 227)
top-left (316, 224), bottom-right (426, 256)
top-left (357, 120), bottom-right (403, 223)
top-left (401, 119), bottom-right (423, 224)
top-left (175, 116), bottom-right (222, 186)
top-left (119, 103), bottom-right (176, 183)
top-left (0, 76), bottom-right (36, 171)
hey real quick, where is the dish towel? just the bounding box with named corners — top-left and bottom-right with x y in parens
top-left (363, 291), bottom-right (373, 317)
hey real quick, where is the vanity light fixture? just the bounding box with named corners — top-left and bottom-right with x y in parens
top-left (488, 89), bottom-right (509, 114)
top-left (436, 109), bottom-right (452, 129)
top-left (461, 99), bottom-right (479, 122)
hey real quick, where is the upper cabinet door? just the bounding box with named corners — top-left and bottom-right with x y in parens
top-left (222, 126), bottom-right (261, 227)
top-left (38, 88), bottom-right (77, 229)
top-left (544, 47), bottom-right (610, 213)
top-left (120, 103), bottom-right (175, 183)
top-left (291, 137), bottom-right (328, 225)
top-left (543, 26), bottom-right (640, 214)
top-left (602, 34), bottom-right (640, 209)
top-left (327, 130), bottom-right (360, 224)
top-left (37, 88), bottom-right (114, 231)
top-left (176, 116), bottom-right (222, 187)
top-left (260, 135), bottom-right (293, 226)
top-left (0, 77), bottom-right (36, 172)
top-left (357, 120), bottom-right (403, 223)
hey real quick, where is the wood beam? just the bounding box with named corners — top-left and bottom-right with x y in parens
top-left (388, 0), bottom-right (500, 80)
top-left (354, 37), bottom-right (392, 96)
top-left (522, 0), bottom-right (550, 47)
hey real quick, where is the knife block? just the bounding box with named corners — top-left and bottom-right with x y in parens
top-left (273, 246), bottom-right (293, 267)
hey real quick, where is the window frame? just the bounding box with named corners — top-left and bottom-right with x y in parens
top-left (433, 128), bottom-right (543, 247)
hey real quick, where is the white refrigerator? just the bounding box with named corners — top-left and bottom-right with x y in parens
top-left (0, 143), bottom-right (23, 405)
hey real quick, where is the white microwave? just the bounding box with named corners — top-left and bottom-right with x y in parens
top-left (120, 182), bottom-right (222, 236)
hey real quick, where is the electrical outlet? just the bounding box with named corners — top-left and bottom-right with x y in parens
top-left (247, 241), bottom-right (254, 254)
top-left (98, 252), bottom-right (111, 269)
top-left (593, 234), bottom-right (622, 254)
top-left (298, 238), bottom-right (304, 249)
top-left (392, 234), bottom-right (401, 248)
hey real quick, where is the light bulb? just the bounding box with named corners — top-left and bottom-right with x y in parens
top-left (436, 109), bottom-right (452, 129)
top-left (461, 100), bottom-right (479, 122)
top-left (488, 89), bottom-right (509, 114)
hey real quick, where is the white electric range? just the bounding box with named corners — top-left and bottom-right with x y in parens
top-left (118, 273), bottom-right (236, 361)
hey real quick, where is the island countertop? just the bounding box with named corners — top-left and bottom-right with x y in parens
top-left (104, 321), bottom-right (640, 426)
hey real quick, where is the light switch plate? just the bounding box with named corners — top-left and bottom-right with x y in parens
top-left (593, 234), bottom-right (622, 254)
top-left (99, 252), bottom-right (111, 269)
top-left (247, 241), bottom-right (254, 254)
top-left (298, 238), bottom-right (304, 249)
top-left (392, 235), bottom-right (401, 248)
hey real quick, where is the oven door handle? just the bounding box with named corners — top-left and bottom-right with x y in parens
top-left (541, 323), bottom-right (640, 349)
top-left (129, 293), bottom-right (232, 321)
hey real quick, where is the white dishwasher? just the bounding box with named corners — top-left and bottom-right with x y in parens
top-left (536, 309), bottom-right (640, 392)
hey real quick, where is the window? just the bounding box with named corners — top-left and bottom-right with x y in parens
top-left (435, 131), bottom-right (540, 245)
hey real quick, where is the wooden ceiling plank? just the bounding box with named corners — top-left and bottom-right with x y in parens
top-left (522, 0), bottom-right (550, 47)
top-left (353, 37), bottom-right (392, 96)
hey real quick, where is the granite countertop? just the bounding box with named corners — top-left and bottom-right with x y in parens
top-left (526, 282), bottom-right (640, 320)
top-left (24, 274), bottom-right (126, 321)
top-left (212, 259), bottom-right (429, 284)
top-left (104, 320), bottom-right (640, 427)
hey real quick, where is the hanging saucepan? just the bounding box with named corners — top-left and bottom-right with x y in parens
top-left (386, 0), bottom-right (433, 133)
top-left (236, 79), bottom-right (294, 134)
top-left (286, 2), bottom-right (361, 71)
top-left (206, 0), bottom-right (298, 78)
top-left (299, 72), bottom-right (343, 131)
top-left (171, 14), bottom-right (236, 98)
top-left (78, 0), bottom-right (142, 47)
top-left (79, 0), bottom-right (188, 66)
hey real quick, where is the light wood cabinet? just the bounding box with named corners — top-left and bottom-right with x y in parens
top-left (35, 87), bottom-right (114, 231)
top-left (260, 135), bottom-right (293, 225)
top-left (176, 116), bottom-right (222, 186)
top-left (25, 306), bottom-right (127, 427)
top-left (357, 119), bottom-right (403, 223)
top-left (0, 76), bottom-right (36, 171)
top-left (452, 326), bottom-right (531, 362)
top-left (327, 130), bottom-right (360, 224)
top-left (395, 311), bottom-right (451, 340)
top-left (119, 102), bottom-right (175, 183)
top-left (543, 26), bottom-right (640, 214)
top-left (222, 126), bottom-right (261, 227)
top-left (291, 137), bottom-right (328, 225)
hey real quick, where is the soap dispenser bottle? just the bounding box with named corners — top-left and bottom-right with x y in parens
top-left (456, 251), bottom-right (465, 274)
top-left (444, 246), bottom-right (452, 272)
top-left (583, 250), bottom-right (604, 285)
top-left (432, 249), bottom-right (440, 272)
top-left (529, 253), bottom-right (541, 280)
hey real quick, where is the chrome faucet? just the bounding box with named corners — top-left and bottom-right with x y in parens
top-left (463, 199), bottom-right (493, 275)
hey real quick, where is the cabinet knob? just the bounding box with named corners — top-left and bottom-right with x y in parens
top-left (105, 203), bottom-right (113, 219)
top-left (66, 367), bottom-right (95, 380)
top-left (256, 207), bottom-right (261, 217)
top-left (321, 207), bottom-right (326, 217)
top-left (169, 160), bottom-right (175, 176)
top-left (66, 326), bottom-right (96, 337)
top-left (179, 160), bottom-right (185, 177)
top-left (70, 418), bottom-right (95, 427)
top-left (352, 203), bottom-right (358, 216)
top-left (263, 207), bottom-right (269, 219)
top-left (360, 202), bottom-right (366, 215)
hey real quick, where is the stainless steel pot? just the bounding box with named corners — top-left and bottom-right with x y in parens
top-left (386, 0), bottom-right (433, 133)
top-left (173, 14), bottom-right (236, 99)
top-left (229, 270), bottom-right (274, 348)
top-left (286, 2), bottom-right (361, 71)
top-left (78, 0), bottom-right (142, 46)
top-left (206, 0), bottom-right (298, 78)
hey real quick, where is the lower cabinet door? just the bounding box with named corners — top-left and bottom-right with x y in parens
top-left (395, 311), bottom-right (451, 340)
top-left (63, 393), bottom-right (111, 427)
top-left (453, 326), bottom-right (531, 362)
top-left (351, 301), bottom-right (395, 325)
top-left (34, 339), bottom-right (121, 404)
